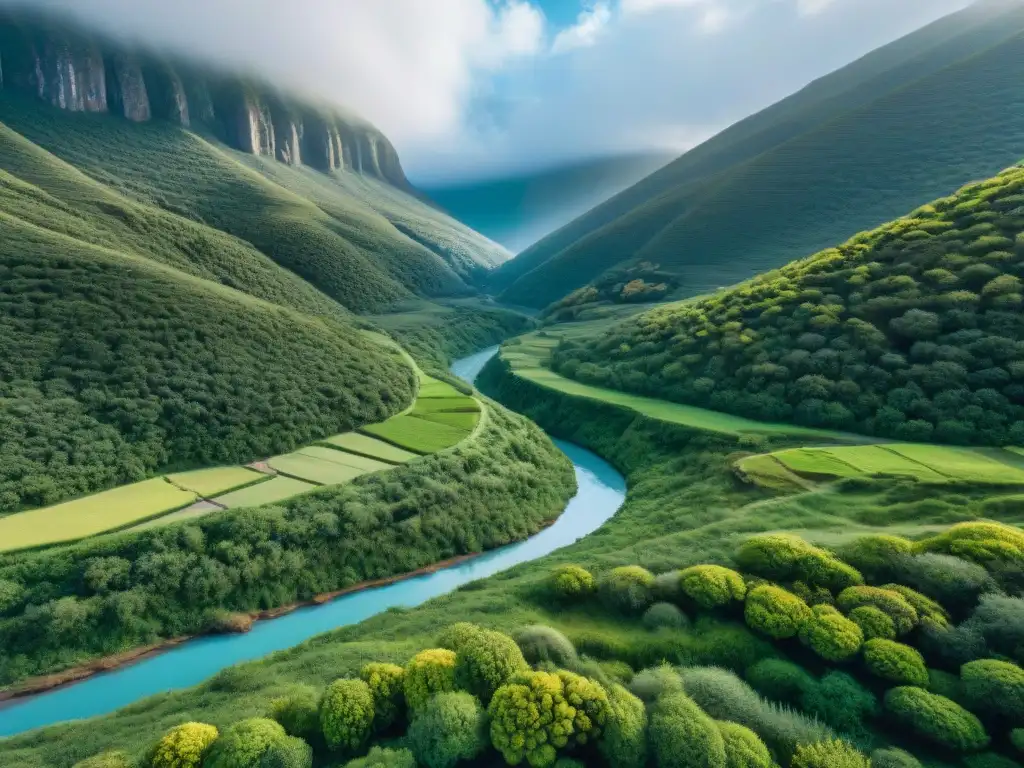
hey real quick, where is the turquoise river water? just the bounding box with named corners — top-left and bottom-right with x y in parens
top-left (0, 346), bottom-right (626, 737)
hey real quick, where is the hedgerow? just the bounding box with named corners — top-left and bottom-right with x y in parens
top-left (884, 686), bottom-right (989, 752)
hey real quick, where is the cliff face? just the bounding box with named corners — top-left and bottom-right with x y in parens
top-left (0, 12), bottom-right (411, 189)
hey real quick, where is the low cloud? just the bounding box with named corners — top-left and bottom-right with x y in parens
top-left (552, 4), bottom-right (612, 53)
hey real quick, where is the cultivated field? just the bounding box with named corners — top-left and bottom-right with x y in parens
top-left (166, 467), bottom-right (267, 497)
top-left (266, 454), bottom-right (370, 486)
top-left (362, 415), bottom-right (472, 454)
top-left (214, 477), bottom-right (317, 509)
top-left (295, 446), bottom-right (393, 473)
top-left (320, 433), bottom-right (419, 464)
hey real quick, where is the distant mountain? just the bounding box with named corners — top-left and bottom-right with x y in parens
top-left (494, 0), bottom-right (1024, 309)
top-left (422, 152), bottom-right (673, 253)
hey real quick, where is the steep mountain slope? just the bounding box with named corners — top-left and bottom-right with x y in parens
top-left (552, 165), bottom-right (1024, 445)
top-left (496, 0), bottom-right (1024, 308)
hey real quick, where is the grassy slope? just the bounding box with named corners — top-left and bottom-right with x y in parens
top-left (497, 2), bottom-right (1024, 307)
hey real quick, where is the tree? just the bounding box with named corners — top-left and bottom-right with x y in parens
top-left (404, 649), bottom-right (457, 712)
top-left (360, 663), bottom-right (406, 733)
top-left (269, 686), bottom-right (320, 741)
top-left (488, 671), bottom-right (576, 767)
top-left (454, 628), bottom-right (528, 703)
top-left (259, 737), bottom-right (312, 768)
top-left (148, 722), bottom-right (219, 768)
top-left (205, 718), bottom-right (287, 768)
top-left (319, 679), bottom-right (374, 755)
top-left (408, 691), bottom-right (487, 768)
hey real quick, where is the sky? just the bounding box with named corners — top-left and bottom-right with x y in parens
top-left (6, 0), bottom-right (975, 182)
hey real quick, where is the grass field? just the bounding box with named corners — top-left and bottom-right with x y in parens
top-left (126, 501), bottom-right (227, 532)
top-left (886, 444), bottom-right (1024, 484)
top-left (319, 433), bottom-right (419, 464)
top-left (362, 415), bottom-right (472, 454)
top-left (411, 411), bottom-right (480, 430)
top-left (213, 477), bottom-right (318, 509)
top-left (166, 467), bottom-right (267, 497)
top-left (266, 454), bottom-right (370, 486)
top-left (772, 449), bottom-right (864, 479)
top-left (411, 397), bottom-right (480, 413)
top-left (734, 455), bottom-right (811, 493)
top-left (295, 447), bottom-right (393, 473)
top-left (0, 479), bottom-right (197, 552)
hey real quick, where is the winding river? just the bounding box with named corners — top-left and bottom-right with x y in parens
top-left (0, 347), bottom-right (626, 738)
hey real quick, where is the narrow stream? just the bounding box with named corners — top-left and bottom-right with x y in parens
top-left (0, 347), bottom-right (626, 737)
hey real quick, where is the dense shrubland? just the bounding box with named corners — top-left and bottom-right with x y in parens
top-left (541, 262), bottom-right (678, 323)
top-left (553, 166), bottom-right (1024, 444)
top-left (0, 406), bottom-right (575, 684)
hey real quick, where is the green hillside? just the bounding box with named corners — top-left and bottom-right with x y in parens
top-left (496, 1), bottom-right (1024, 308)
top-left (552, 164), bottom-right (1024, 444)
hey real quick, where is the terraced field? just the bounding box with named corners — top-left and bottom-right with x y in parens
top-left (166, 467), bottom-right (266, 497)
top-left (319, 433), bottom-right (419, 464)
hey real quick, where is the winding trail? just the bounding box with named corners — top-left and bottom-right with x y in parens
top-left (0, 347), bottom-right (626, 738)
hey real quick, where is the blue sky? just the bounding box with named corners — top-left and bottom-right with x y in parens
top-left (17, 0), bottom-right (974, 180)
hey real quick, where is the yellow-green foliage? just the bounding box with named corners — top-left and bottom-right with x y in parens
top-left (261, 736), bottom-right (312, 768)
top-left (599, 684), bottom-right (647, 768)
top-left (407, 691), bottom-right (487, 768)
top-left (488, 671), bottom-right (576, 768)
top-left (744, 585), bottom-right (812, 639)
top-left (73, 752), bottom-right (133, 768)
top-left (799, 604), bottom-right (864, 662)
top-left (839, 535), bottom-right (915, 583)
top-left (679, 565), bottom-right (747, 609)
top-left (319, 680), bottom-right (374, 755)
top-left (404, 649), bottom-right (457, 711)
top-left (360, 663), bottom-right (406, 732)
top-left (837, 586), bottom-right (918, 635)
top-left (961, 659), bottom-right (1024, 722)
top-left (648, 692), bottom-right (727, 768)
top-left (791, 739), bottom-right (870, 768)
top-left (885, 687), bottom-right (989, 752)
top-left (558, 670), bottom-right (610, 747)
top-left (205, 718), bottom-right (286, 768)
top-left (436, 622), bottom-right (485, 651)
top-left (918, 522), bottom-right (1024, 568)
top-left (454, 628), bottom-right (528, 703)
top-left (148, 722), bottom-right (219, 768)
top-left (864, 639), bottom-right (929, 686)
top-left (849, 606), bottom-right (896, 640)
top-left (600, 566), bottom-right (655, 613)
top-left (343, 746), bottom-right (416, 768)
top-left (550, 565), bottom-right (596, 600)
top-left (716, 721), bottom-right (772, 768)
top-left (882, 584), bottom-right (949, 629)
top-left (734, 535), bottom-right (862, 593)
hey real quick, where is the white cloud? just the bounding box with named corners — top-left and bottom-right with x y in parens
top-left (552, 3), bottom-right (613, 53)
top-left (620, 0), bottom-right (705, 16)
top-left (797, 0), bottom-right (837, 14)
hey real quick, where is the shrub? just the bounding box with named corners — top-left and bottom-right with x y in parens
top-left (799, 604), bottom-right (863, 662)
top-left (884, 686), bottom-right (989, 752)
top-left (514, 625), bottom-right (578, 667)
top-left (961, 659), bottom-right (1024, 723)
top-left (550, 564), bottom-right (596, 600)
top-left (488, 670), bottom-right (575, 767)
top-left (648, 692), bottom-right (727, 768)
top-left (1013, 728), bottom-right (1024, 753)
top-left (360, 663), bottom-right (405, 732)
top-left (408, 691), bottom-right (487, 768)
top-left (968, 594), bottom-right (1024, 664)
top-left (628, 664), bottom-right (684, 703)
top-left (928, 669), bottom-right (965, 704)
top-left (917, 522), bottom-right (1024, 569)
top-left (559, 670), bottom-right (611, 746)
top-left (73, 753), bottom-right (133, 768)
top-left (679, 565), bottom-right (747, 609)
top-left (259, 737), bottom-right (312, 768)
top-left (849, 605), bottom-right (896, 640)
top-left (435, 622), bottom-right (484, 651)
top-left (319, 680), bottom-right (374, 755)
top-left (716, 721), bottom-right (772, 768)
top-left (343, 747), bottom-right (416, 768)
top-left (148, 722), bottom-right (219, 768)
top-left (403, 649), bottom-right (457, 711)
top-left (734, 534), bottom-right (863, 592)
top-left (801, 671), bottom-right (877, 736)
top-left (599, 684), bottom-right (647, 768)
top-left (838, 535), bottom-right (914, 583)
top-left (745, 658), bottom-right (815, 705)
top-left (653, 570), bottom-right (684, 603)
top-left (454, 628), bottom-right (528, 703)
top-left (643, 602), bottom-right (689, 630)
top-left (757, 701), bottom-right (835, 764)
top-left (744, 585), bottom-right (812, 639)
top-left (268, 686), bottom-right (320, 740)
top-left (870, 748), bottom-right (921, 768)
top-left (205, 718), bottom-right (287, 768)
top-left (680, 667), bottom-right (765, 726)
top-left (893, 553), bottom-right (995, 617)
top-left (963, 754), bottom-right (1022, 768)
top-left (837, 586), bottom-right (917, 635)
top-left (863, 639), bottom-right (929, 686)
top-left (882, 583), bottom-right (949, 629)
top-left (791, 740), bottom-right (870, 768)
top-left (600, 566), bottom-right (655, 613)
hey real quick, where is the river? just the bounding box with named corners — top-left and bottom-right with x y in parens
top-left (0, 346), bottom-right (626, 737)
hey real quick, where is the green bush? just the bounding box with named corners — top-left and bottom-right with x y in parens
top-left (550, 565), bottom-right (596, 601)
top-left (268, 686), bottom-right (320, 741)
top-left (628, 664), bottom-right (684, 703)
top-left (259, 737), bottom-right (312, 768)
top-left (643, 602), bottom-right (689, 630)
top-left (559, 670), bottom-right (611, 746)
top-left (343, 746), bottom-right (416, 768)
top-left (488, 670), bottom-right (575, 767)
top-left (360, 663), bottom-right (406, 732)
top-left (893, 553), bottom-right (995, 617)
top-left (744, 658), bottom-right (815, 705)
top-left (403, 649), bottom-right (457, 712)
top-left (734, 534), bottom-right (862, 592)
top-left (454, 628), bottom-right (528, 703)
top-left (514, 625), bottom-right (578, 667)
top-left (791, 739), bottom-right (870, 768)
top-left (680, 667), bottom-right (765, 726)
top-left (653, 570), bottom-right (684, 603)
top-left (679, 565), bottom-right (747, 609)
top-left (968, 594), bottom-right (1024, 665)
top-left (799, 604), bottom-right (864, 662)
top-left (648, 692), bottom-right (727, 768)
top-left (917, 522), bottom-right (1024, 570)
top-left (961, 659), bottom-right (1024, 723)
top-left (73, 753), bottom-right (133, 768)
top-left (928, 669), bottom-right (965, 704)
top-left (884, 686), bottom-right (989, 752)
top-left (716, 721), bottom-right (772, 768)
top-left (408, 691), bottom-right (487, 768)
top-left (319, 679), bottom-right (374, 755)
top-left (838, 535), bottom-right (915, 584)
top-left (1013, 728), bottom-right (1024, 753)
top-left (148, 722), bottom-right (219, 768)
top-left (962, 754), bottom-right (1023, 768)
top-left (205, 718), bottom-right (287, 768)
top-left (882, 583), bottom-right (950, 629)
top-left (837, 586), bottom-right (918, 635)
top-left (599, 684), bottom-right (647, 768)
top-left (863, 639), bottom-right (929, 686)
top-left (849, 605), bottom-right (896, 640)
top-left (801, 671), bottom-right (877, 737)
top-left (744, 585), bottom-right (812, 639)
top-left (870, 748), bottom-right (922, 768)
top-left (757, 701), bottom-right (835, 764)
top-left (435, 622), bottom-right (485, 652)
top-left (600, 566), bottom-right (655, 613)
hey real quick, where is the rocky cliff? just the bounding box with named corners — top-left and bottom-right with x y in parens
top-left (0, 11), bottom-right (411, 189)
